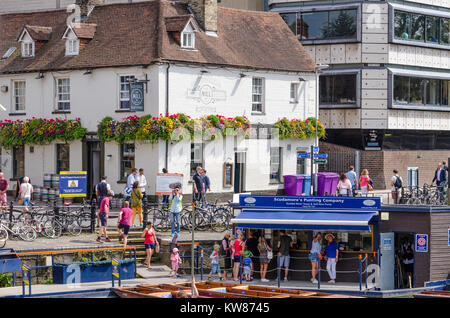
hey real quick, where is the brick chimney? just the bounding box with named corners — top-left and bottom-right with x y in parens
top-left (182, 0), bottom-right (218, 34)
top-left (76, 0), bottom-right (104, 19)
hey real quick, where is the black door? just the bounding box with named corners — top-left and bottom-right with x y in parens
top-left (87, 141), bottom-right (102, 197)
top-left (234, 152), bottom-right (245, 193)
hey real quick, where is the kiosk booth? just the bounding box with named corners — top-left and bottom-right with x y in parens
top-left (231, 195), bottom-right (381, 287)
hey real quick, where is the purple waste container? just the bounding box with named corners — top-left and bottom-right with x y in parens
top-left (315, 172), bottom-right (340, 196)
top-left (283, 175), bottom-right (304, 196)
top-left (325, 172), bottom-right (340, 196)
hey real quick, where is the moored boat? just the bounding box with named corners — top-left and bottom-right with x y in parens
top-left (413, 290), bottom-right (450, 298)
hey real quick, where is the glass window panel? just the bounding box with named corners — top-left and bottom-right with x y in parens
top-left (120, 144), bottom-right (135, 180)
top-left (296, 152), bottom-right (306, 174)
top-left (190, 143), bottom-right (204, 176)
top-left (441, 18), bottom-right (449, 45)
top-left (319, 75), bottom-right (334, 104)
top-left (280, 12), bottom-right (297, 36)
top-left (410, 14), bottom-right (425, 41)
top-left (13, 146), bottom-right (25, 179)
top-left (410, 77), bottom-right (425, 104)
top-left (394, 11), bottom-right (411, 39)
top-left (394, 76), bottom-right (410, 104)
top-left (270, 147), bottom-right (281, 182)
top-left (327, 9), bottom-right (357, 38)
top-left (319, 74), bottom-right (356, 105)
top-left (426, 16), bottom-right (439, 43)
top-left (426, 79), bottom-right (440, 105)
top-left (443, 80), bottom-right (450, 106)
top-left (300, 11), bottom-right (328, 40)
top-left (56, 144), bottom-right (70, 173)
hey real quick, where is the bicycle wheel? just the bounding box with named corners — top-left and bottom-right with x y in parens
top-left (67, 217), bottom-right (82, 236)
top-left (181, 209), bottom-right (195, 232)
top-left (18, 225), bottom-right (37, 241)
top-left (0, 226), bottom-right (8, 248)
top-left (153, 210), bottom-right (168, 232)
top-left (78, 212), bottom-right (93, 229)
top-left (46, 219), bottom-right (63, 238)
top-left (210, 212), bottom-right (228, 232)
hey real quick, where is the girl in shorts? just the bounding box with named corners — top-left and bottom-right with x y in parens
top-left (208, 244), bottom-right (223, 281)
top-left (141, 222), bottom-right (158, 269)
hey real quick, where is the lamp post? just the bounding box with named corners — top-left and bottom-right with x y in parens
top-left (313, 64), bottom-right (329, 195)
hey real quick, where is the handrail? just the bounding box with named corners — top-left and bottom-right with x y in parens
top-left (177, 242), bottom-right (199, 246)
top-left (16, 246), bottom-right (136, 256)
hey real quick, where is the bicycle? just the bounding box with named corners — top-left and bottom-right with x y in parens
top-left (0, 217), bottom-right (37, 247)
top-left (43, 209), bottom-right (82, 238)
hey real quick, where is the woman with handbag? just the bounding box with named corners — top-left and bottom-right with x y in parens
top-left (309, 232), bottom-right (322, 284)
top-left (257, 236), bottom-right (272, 282)
top-left (359, 169), bottom-right (371, 197)
top-left (130, 181), bottom-right (143, 227)
top-left (141, 221), bottom-right (159, 269)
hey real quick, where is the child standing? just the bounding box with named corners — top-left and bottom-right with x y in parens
top-left (208, 244), bottom-right (223, 281)
top-left (243, 250), bottom-right (253, 281)
top-left (170, 247), bottom-right (182, 277)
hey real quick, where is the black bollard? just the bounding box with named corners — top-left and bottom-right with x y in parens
top-left (54, 200), bottom-right (59, 222)
top-left (90, 198), bottom-right (96, 234)
top-left (9, 201), bottom-right (13, 224)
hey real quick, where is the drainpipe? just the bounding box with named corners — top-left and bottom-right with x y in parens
top-left (165, 63), bottom-right (171, 170)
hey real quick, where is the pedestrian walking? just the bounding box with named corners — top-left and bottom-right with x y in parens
top-left (359, 169), bottom-right (371, 196)
top-left (324, 233), bottom-right (338, 284)
top-left (125, 168), bottom-right (138, 202)
top-left (137, 168), bottom-right (147, 200)
top-left (169, 186), bottom-right (183, 237)
top-left (96, 176), bottom-right (111, 227)
top-left (15, 177), bottom-right (30, 201)
top-left (117, 201), bottom-right (133, 248)
top-left (97, 192), bottom-right (113, 243)
top-left (201, 169), bottom-right (211, 202)
top-left (192, 166), bottom-right (204, 205)
top-left (130, 181), bottom-right (143, 228)
top-left (221, 232), bottom-right (232, 280)
top-left (309, 232), bottom-right (322, 284)
top-left (277, 230), bottom-right (293, 281)
top-left (170, 247), bottom-right (182, 277)
top-left (141, 221), bottom-right (159, 269)
top-left (432, 162), bottom-right (447, 196)
top-left (208, 244), bottom-right (223, 281)
top-left (257, 236), bottom-right (272, 282)
top-left (161, 168), bottom-right (169, 209)
top-left (0, 172), bottom-right (9, 215)
top-left (337, 173), bottom-right (352, 196)
top-left (19, 176), bottom-right (33, 212)
top-left (391, 170), bottom-right (403, 204)
top-left (232, 232), bottom-right (245, 282)
top-left (346, 166), bottom-right (358, 196)
top-left (242, 250), bottom-right (253, 282)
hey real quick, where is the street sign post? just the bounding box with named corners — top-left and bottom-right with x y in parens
top-left (297, 153), bottom-right (311, 159)
top-left (314, 154), bottom-right (328, 158)
top-left (313, 146), bottom-right (319, 152)
top-left (314, 159), bottom-right (327, 164)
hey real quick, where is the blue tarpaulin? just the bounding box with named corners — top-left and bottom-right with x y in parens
top-left (231, 210), bottom-right (376, 231)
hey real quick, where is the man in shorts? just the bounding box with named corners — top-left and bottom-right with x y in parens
top-left (117, 200), bottom-right (133, 248)
top-left (277, 230), bottom-right (293, 281)
top-left (0, 173), bottom-right (9, 215)
top-left (97, 192), bottom-right (113, 243)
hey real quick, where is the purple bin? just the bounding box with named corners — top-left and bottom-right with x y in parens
top-left (315, 172), bottom-right (339, 196)
top-left (283, 175), bottom-right (305, 196)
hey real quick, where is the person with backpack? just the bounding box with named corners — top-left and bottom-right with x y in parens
top-left (96, 176), bottom-right (111, 227)
top-left (130, 181), bottom-right (143, 228)
top-left (391, 170), bottom-right (403, 204)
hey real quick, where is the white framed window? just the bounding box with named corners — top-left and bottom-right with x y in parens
top-left (13, 80), bottom-right (26, 111)
top-left (119, 75), bottom-right (136, 109)
top-left (56, 78), bottom-right (70, 111)
top-left (290, 82), bottom-right (299, 103)
top-left (21, 41), bottom-right (34, 58)
top-left (252, 77), bottom-right (265, 113)
top-left (66, 39), bottom-right (79, 56)
top-left (182, 32), bottom-right (194, 48)
top-left (270, 147), bottom-right (282, 183)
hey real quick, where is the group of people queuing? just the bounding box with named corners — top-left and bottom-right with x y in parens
top-left (191, 166), bottom-right (211, 205)
top-left (211, 230), bottom-right (341, 284)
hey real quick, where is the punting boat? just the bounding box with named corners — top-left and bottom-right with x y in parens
top-left (413, 290), bottom-right (450, 298)
top-left (113, 281), bottom-right (356, 298)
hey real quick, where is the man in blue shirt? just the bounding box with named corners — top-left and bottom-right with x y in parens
top-left (346, 166), bottom-right (357, 197)
top-left (192, 166), bottom-right (204, 204)
top-left (201, 169), bottom-right (211, 203)
top-left (324, 233), bottom-right (338, 284)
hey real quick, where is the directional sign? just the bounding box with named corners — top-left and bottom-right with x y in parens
top-left (297, 153), bottom-right (311, 159)
top-left (313, 146), bottom-right (319, 152)
top-left (314, 159), bottom-right (327, 164)
top-left (314, 154), bottom-right (328, 158)
top-left (112, 258), bottom-right (120, 278)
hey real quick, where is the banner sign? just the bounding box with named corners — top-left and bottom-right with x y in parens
top-left (59, 171), bottom-right (87, 198)
top-left (155, 173), bottom-right (183, 195)
top-left (130, 82), bottom-right (144, 112)
top-left (239, 195), bottom-right (381, 211)
top-left (415, 234), bottom-right (428, 252)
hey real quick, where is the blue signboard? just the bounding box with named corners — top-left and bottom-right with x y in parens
top-left (239, 195), bottom-right (381, 211)
top-left (314, 154), bottom-right (328, 158)
top-left (130, 82), bottom-right (144, 111)
top-left (415, 234), bottom-right (428, 252)
top-left (297, 153), bottom-right (310, 159)
top-left (313, 146), bottom-right (319, 152)
top-left (59, 171), bottom-right (87, 198)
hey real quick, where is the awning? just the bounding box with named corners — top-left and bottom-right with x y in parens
top-left (231, 210), bottom-right (376, 231)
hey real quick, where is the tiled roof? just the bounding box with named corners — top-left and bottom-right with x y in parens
top-left (165, 15), bottom-right (193, 32)
top-left (23, 25), bottom-right (53, 41)
top-left (0, 0), bottom-right (315, 74)
top-left (71, 23), bottom-right (97, 39)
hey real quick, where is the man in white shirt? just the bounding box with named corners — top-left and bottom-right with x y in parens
top-left (391, 169), bottom-right (403, 204)
top-left (137, 168), bottom-right (147, 199)
top-left (125, 168), bottom-right (138, 202)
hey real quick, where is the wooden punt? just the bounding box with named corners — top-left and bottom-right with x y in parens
top-left (112, 285), bottom-right (253, 298)
top-left (413, 290), bottom-right (450, 298)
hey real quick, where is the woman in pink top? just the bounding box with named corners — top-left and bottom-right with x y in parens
top-left (359, 169), bottom-right (370, 196)
top-left (337, 174), bottom-right (353, 196)
top-left (233, 232), bottom-right (245, 282)
top-left (117, 201), bottom-right (133, 248)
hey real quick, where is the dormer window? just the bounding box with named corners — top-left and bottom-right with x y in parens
top-left (182, 31), bottom-right (194, 48)
top-left (66, 38), bottom-right (80, 56)
top-left (165, 15), bottom-right (199, 50)
top-left (62, 23), bottom-right (96, 57)
top-left (21, 41), bottom-right (34, 58)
